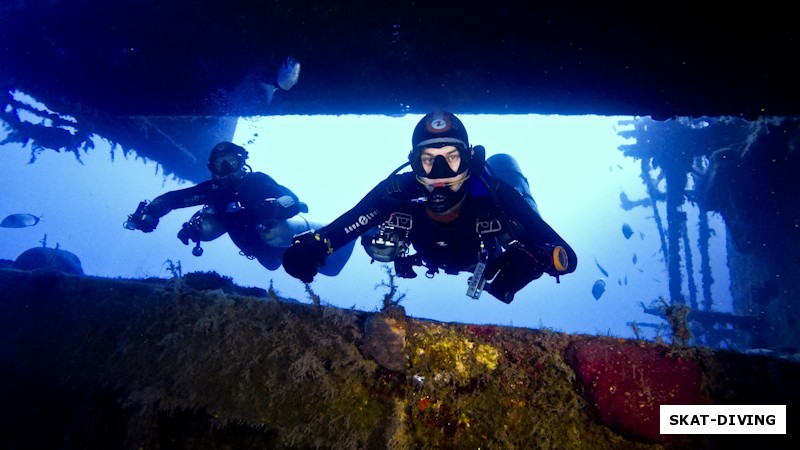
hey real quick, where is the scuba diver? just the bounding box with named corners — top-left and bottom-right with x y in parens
top-left (282, 111), bottom-right (578, 303)
top-left (124, 141), bottom-right (354, 276)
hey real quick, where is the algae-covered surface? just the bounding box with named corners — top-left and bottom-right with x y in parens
top-left (0, 268), bottom-right (797, 449)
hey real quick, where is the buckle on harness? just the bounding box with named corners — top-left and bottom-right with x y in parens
top-left (476, 219), bottom-right (502, 235)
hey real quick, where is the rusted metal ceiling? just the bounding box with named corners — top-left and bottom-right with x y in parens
top-left (1, 1), bottom-right (797, 181)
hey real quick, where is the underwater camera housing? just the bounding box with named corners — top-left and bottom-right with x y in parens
top-left (124, 201), bottom-right (150, 230)
top-left (361, 212), bottom-right (412, 263)
top-left (178, 206), bottom-right (227, 256)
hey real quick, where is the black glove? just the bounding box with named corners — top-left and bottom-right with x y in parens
top-left (484, 244), bottom-right (548, 303)
top-left (124, 201), bottom-right (158, 232)
top-left (137, 214), bottom-right (159, 233)
top-left (393, 256), bottom-right (418, 279)
top-left (282, 231), bottom-right (330, 283)
top-left (177, 224), bottom-right (198, 245)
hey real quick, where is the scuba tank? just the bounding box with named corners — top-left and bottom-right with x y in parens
top-left (485, 153), bottom-right (540, 215)
top-left (260, 216), bottom-right (317, 248)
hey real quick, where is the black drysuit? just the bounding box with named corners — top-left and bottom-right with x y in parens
top-left (314, 168), bottom-right (578, 300)
top-left (143, 172), bottom-right (302, 269)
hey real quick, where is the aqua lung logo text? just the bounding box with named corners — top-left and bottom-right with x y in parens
top-left (345, 210), bottom-right (379, 234)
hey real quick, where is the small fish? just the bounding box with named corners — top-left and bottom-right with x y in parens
top-left (622, 223), bottom-right (633, 239)
top-left (592, 279), bottom-right (606, 300)
top-left (632, 253), bottom-right (638, 264)
top-left (594, 258), bottom-right (609, 278)
top-left (276, 55), bottom-right (301, 90)
top-left (261, 55), bottom-right (302, 104)
top-left (1, 213), bottom-right (42, 228)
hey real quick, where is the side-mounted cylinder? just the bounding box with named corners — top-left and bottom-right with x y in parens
top-left (486, 153), bottom-right (539, 215)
